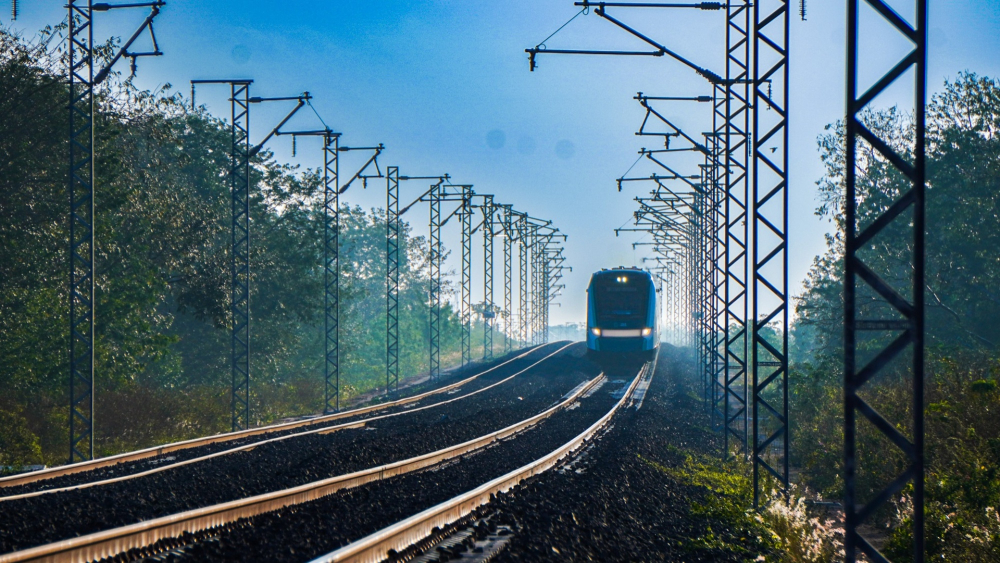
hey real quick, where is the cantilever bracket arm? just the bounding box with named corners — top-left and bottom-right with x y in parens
top-left (441, 195), bottom-right (474, 228)
top-left (526, 47), bottom-right (662, 71)
top-left (588, 3), bottom-right (723, 83)
top-left (249, 93), bottom-right (311, 158)
top-left (93, 2), bottom-right (165, 84)
top-left (636, 99), bottom-right (710, 154)
top-left (340, 144), bottom-right (386, 194)
top-left (399, 177), bottom-right (449, 216)
top-left (643, 151), bottom-right (703, 191)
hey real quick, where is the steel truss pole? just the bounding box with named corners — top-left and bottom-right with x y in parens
top-left (314, 137), bottom-right (384, 407)
top-left (518, 220), bottom-right (529, 346)
top-left (482, 196), bottom-right (495, 360)
top-left (503, 208), bottom-right (513, 354)
top-left (844, 0), bottom-right (926, 560)
top-left (461, 188), bottom-right (472, 367)
top-left (713, 151), bottom-right (727, 431)
top-left (67, 0), bottom-right (164, 463)
top-left (706, 131), bottom-right (726, 429)
top-left (429, 182), bottom-right (442, 379)
top-left (275, 133), bottom-right (380, 408)
top-left (724, 0), bottom-right (751, 458)
top-left (323, 133), bottom-right (340, 412)
top-left (386, 167), bottom-right (400, 393)
top-left (542, 258), bottom-right (550, 343)
top-left (532, 235), bottom-right (542, 345)
top-left (752, 0), bottom-right (790, 507)
top-left (694, 186), bottom-right (708, 407)
top-left (230, 82), bottom-right (251, 432)
top-left (528, 234), bottom-right (535, 346)
top-left (190, 79), bottom-right (251, 431)
top-left (68, 0), bottom-right (96, 463)
top-left (528, 228), bottom-right (538, 345)
top-left (191, 82), bottom-right (309, 430)
top-left (519, 218), bottom-right (530, 347)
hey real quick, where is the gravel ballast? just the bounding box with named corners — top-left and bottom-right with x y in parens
top-left (136, 369), bottom-right (631, 562)
top-left (0, 344), bottom-right (595, 555)
top-left (488, 347), bottom-right (770, 562)
top-left (0, 344), bottom-right (560, 498)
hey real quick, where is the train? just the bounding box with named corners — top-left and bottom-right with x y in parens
top-left (586, 267), bottom-right (659, 361)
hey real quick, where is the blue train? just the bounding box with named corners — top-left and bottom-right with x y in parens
top-left (586, 267), bottom-right (659, 361)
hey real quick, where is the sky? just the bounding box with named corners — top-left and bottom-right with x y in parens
top-left (6, 0), bottom-right (1000, 326)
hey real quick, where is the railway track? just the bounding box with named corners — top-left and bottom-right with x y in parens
top-left (0, 343), bottom-right (559, 496)
top-left (126, 359), bottom-right (654, 563)
top-left (0, 363), bottom-right (613, 563)
top-left (314, 356), bottom-right (655, 563)
top-left (0, 343), bottom-right (598, 558)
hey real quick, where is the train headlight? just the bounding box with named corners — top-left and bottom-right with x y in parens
top-left (591, 327), bottom-right (601, 336)
top-left (641, 327), bottom-right (652, 336)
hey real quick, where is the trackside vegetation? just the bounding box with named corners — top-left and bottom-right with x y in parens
top-left (788, 72), bottom-right (1000, 561)
top-left (0, 27), bottom-right (501, 467)
top-left (647, 73), bottom-right (1000, 562)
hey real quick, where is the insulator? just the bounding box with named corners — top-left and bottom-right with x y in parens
top-left (292, 135), bottom-right (297, 157)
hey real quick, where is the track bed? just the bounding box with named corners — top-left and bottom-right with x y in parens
top-left (0, 346), bottom-right (595, 555)
top-left (0, 345), bottom-right (558, 498)
top-left (132, 367), bottom-right (629, 562)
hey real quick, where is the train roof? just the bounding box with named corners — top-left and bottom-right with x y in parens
top-left (589, 267), bottom-right (653, 280)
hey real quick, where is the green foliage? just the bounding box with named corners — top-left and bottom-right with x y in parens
top-left (0, 28), bottom-right (502, 465)
top-left (790, 72), bottom-right (1000, 559)
top-left (0, 407), bottom-right (42, 471)
top-left (641, 453), bottom-right (778, 557)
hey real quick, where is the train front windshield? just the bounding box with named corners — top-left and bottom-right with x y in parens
top-left (593, 275), bottom-right (649, 325)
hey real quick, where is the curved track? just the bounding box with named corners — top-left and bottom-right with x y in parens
top-left (0, 343), bottom-right (563, 498)
top-left (0, 343), bottom-right (597, 559)
top-left (121, 357), bottom-right (653, 563)
top-left (316, 357), bottom-right (654, 563)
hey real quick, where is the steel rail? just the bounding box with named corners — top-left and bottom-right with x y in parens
top-left (312, 352), bottom-right (658, 563)
top-left (0, 343), bottom-right (556, 490)
top-left (0, 343), bottom-right (577, 501)
top-left (0, 365), bottom-right (603, 563)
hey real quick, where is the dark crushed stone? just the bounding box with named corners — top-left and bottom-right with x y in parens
top-left (0, 345), bottom-right (594, 555)
top-left (489, 347), bottom-right (770, 562)
top-left (0, 345), bottom-right (556, 498)
top-left (127, 369), bottom-right (627, 562)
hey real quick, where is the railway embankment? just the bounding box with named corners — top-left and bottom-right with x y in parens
top-left (0, 345), bottom-right (595, 555)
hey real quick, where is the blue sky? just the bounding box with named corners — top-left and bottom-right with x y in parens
top-left (7, 1), bottom-right (1000, 325)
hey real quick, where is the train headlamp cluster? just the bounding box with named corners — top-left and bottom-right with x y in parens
top-left (591, 327), bottom-right (601, 336)
top-left (616, 276), bottom-right (628, 283)
top-left (642, 327), bottom-right (652, 336)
